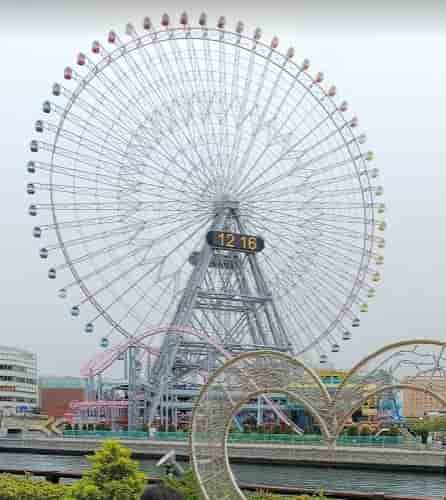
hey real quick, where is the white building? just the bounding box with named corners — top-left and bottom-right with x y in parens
top-left (0, 346), bottom-right (38, 414)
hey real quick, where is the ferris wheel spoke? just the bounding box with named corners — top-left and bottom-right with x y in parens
top-left (36, 183), bottom-right (138, 201)
top-left (185, 37), bottom-right (222, 179)
top-left (125, 86), bottom-right (217, 190)
top-left (244, 155), bottom-right (369, 203)
top-left (84, 215), bottom-right (211, 319)
top-left (53, 89), bottom-right (139, 145)
top-left (239, 123), bottom-right (361, 200)
top-left (69, 76), bottom-right (190, 161)
top-left (240, 135), bottom-right (364, 201)
top-left (260, 256), bottom-right (322, 348)
top-left (232, 73), bottom-right (309, 191)
top-left (204, 37), bottom-right (226, 179)
top-left (45, 221), bottom-right (147, 252)
top-left (295, 284), bottom-right (341, 342)
top-left (116, 268), bottom-right (185, 339)
top-left (311, 238), bottom-right (371, 270)
top-left (37, 213), bottom-right (132, 234)
top-left (226, 42), bottom-right (257, 186)
top-left (52, 232), bottom-right (149, 272)
top-left (129, 132), bottom-right (214, 198)
top-left (46, 165), bottom-right (205, 207)
top-left (231, 52), bottom-right (287, 187)
top-left (50, 140), bottom-right (206, 204)
top-left (45, 100), bottom-right (135, 157)
top-left (152, 38), bottom-right (218, 179)
top-left (109, 268), bottom-right (184, 328)
top-left (61, 244), bottom-right (149, 291)
top-left (41, 120), bottom-right (130, 161)
top-left (277, 295), bottom-right (323, 351)
top-left (171, 36), bottom-right (221, 178)
top-left (134, 108), bottom-right (216, 190)
top-left (318, 234), bottom-right (377, 260)
top-left (134, 44), bottom-right (215, 174)
top-left (217, 30), bottom-right (233, 194)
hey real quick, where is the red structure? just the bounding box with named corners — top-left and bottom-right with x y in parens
top-left (40, 388), bottom-right (85, 418)
top-left (38, 377), bottom-right (86, 418)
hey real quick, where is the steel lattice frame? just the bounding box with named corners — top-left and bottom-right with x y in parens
top-left (27, 13), bottom-right (385, 365)
top-left (80, 326), bottom-right (301, 432)
top-left (190, 342), bottom-right (446, 500)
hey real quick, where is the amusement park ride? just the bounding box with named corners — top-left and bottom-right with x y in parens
top-left (27, 13), bottom-right (386, 430)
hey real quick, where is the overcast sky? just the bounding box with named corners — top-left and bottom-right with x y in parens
top-left (1, 0), bottom-right (445, 376)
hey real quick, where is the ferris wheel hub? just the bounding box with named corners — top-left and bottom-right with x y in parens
top-left (214, 194), bottom-right (239, 213)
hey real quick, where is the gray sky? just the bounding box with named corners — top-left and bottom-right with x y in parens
top-left (1, 0), bottom-right (446, 376)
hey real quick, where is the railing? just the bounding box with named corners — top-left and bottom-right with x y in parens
top-left (63, 430), bottom-right (407, 447)
top-left (63, 430), bottom-right (149, 439)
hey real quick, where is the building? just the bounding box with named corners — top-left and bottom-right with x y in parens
top-left (0, 345), bottom-right (38, 414)
top-left (39, 376), bottom-right (86, 418)
top-left (402, 375), bottom-right (446, 417)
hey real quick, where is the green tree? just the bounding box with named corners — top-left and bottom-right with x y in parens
top-left (64, 440), bottom-right (146, 500)
top-left (411, 422), bottom-right (430, 444)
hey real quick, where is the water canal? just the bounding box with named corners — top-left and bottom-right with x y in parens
top-left (0, 452), bottom-right (445, 497)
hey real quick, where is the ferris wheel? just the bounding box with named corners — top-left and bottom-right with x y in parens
top-left (27, 12), bottom-right (385, 362)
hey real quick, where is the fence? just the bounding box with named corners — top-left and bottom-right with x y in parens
top-left (63, 430), bottom-right (406, 447)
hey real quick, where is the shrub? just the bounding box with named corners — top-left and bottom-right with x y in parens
top-left (411, 422), bottom-right (430, 444)
top-left (360, 425), bottom-right (371, 436)
top-left (164, 469), bottom-right (203, 500)
top-left (0, 473), bottom-right (69, 500)
top-left (64, 440), bottom-right (146, 500)
top-left (387, 425), bottom-right (401, 436)
top-left (346, 425), bottom-right (359, 436)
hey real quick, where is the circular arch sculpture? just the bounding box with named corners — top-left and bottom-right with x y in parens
top-left (190, 350), bottom-right (331, 500)
top-left (190, 342), bottom-right (446, 499)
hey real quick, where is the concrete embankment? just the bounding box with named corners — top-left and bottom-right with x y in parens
top-left (0, 437), bottom-right (445, 473)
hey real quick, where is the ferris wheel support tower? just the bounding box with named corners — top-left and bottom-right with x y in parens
top-left (146, 197), bottom-right (292, 427)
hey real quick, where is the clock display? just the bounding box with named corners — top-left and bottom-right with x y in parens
top-left (206, 231), bottom-right (264, 253)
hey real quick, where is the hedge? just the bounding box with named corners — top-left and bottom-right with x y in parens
top-left (0, 474), bottom-right (69, 500)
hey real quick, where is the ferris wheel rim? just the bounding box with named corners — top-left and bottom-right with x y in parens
top-left (29, 14), bottom-right (384, 357)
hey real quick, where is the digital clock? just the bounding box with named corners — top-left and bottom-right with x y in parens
top-left (206, 231), bottom-right (265, 253)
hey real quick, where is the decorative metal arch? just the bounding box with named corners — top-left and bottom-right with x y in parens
top-left (190, 350), bottom-right (331, 500)
top-left (190, 341), bottom-right (446, 500)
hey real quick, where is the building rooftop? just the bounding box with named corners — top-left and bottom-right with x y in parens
top-left (0, 345), bottom-right (36, 360)
top-left (39, 376), bottom-right (86, 389)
